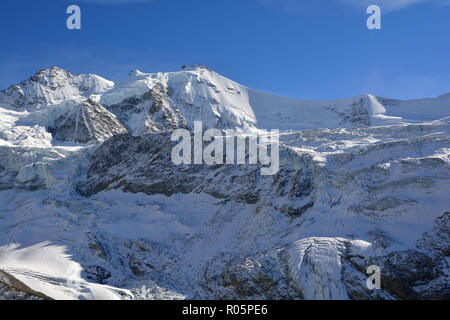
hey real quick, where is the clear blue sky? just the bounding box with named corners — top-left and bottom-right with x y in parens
top-left (0, 0), bottom-right (449, 100)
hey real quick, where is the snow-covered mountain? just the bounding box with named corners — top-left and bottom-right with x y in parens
top-left (0, 65), bottom-right (448, 299)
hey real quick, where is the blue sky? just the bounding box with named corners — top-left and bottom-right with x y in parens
top-left (0, 0), bottom-right (449, 99)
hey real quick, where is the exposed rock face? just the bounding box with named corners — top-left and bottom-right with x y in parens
top-left (50, 99), bottom-right (127, 143)
top-left (0, 270), bottom-right (51, 300)
top-left (106, 84), bottom-right (188, 135)
top-left (417, 212), bottom-right (450, 257)
top-left (343, 245), bottom-right (449, 300)
top-left (348, 98), bottom-right (371, 126)
top-left (77, 132), bottom-right (315, 217)
top-left (373, 250), bottom-right (436, 299)
top-left (414, 212), bottom-right (450, 299)
top-left (205, 253), bottom-right (297, 299)
top-left (84, 265), bottom-right (111, 284)
top-left (341, 215), bottom-right (450, 300)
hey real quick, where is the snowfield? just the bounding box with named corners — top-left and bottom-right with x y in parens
top-left (0, 65), bottom-right (448, 300)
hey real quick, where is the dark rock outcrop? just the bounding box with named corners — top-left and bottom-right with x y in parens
top-left (51, 99), bottom-right (127, 143)
top-left (0, 270), bottom-right (52, 300)
top-left (77, 133), bottom-right (316, 216)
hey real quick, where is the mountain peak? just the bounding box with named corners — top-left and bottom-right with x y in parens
top-left (30, 66), bottom-right (72, 84)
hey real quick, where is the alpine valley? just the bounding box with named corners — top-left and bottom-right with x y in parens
top-left (0, 65), bottom-right (449, 300)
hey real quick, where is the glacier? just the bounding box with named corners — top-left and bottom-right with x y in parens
top-left (0, 65), bottom-right (448, 300)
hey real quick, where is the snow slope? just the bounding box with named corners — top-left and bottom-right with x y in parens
top-left (0, 242), bottom-right (131, 300)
